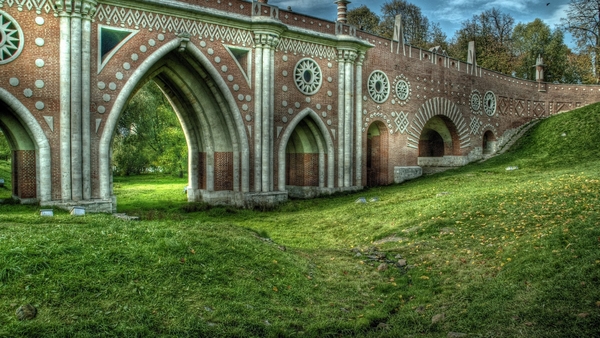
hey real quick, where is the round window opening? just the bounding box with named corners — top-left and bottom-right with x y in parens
top-left (483, 91), bottom-right (497, 116)
top-left (294, 58), bottom-right (322, 95)
top-left (0, 10), bottom-right (24, 65)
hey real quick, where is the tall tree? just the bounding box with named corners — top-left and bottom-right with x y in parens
top-left (347, 5), bottom-right (380, 35)
top-left (448, 8), bottom-right (515, 74)
top-left (562, 0), bottom-right (600, 83)
top-left (379, 0), bottom-right (430, 47)
top-left (512, 19), bottom-right (569, 83)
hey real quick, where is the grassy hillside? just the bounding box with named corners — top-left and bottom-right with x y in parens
top-left (1, 105), bottom-right (599, 337)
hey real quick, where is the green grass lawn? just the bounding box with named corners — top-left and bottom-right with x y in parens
top-left (1, 105), bottom-right (600, 337)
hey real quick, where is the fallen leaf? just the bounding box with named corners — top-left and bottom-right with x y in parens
top-left (420, 276), bottom-right (430, 280)
top-left (272, 286), bottom-right (278, 292)
top-left (577, 313), bottom-right (589, 318)
top-left (189, 249), bottom-right (196, 254)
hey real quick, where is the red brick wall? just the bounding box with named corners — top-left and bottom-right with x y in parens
top-left (12, 150), bottom-right (36, 199)
top-left (286, 153), bottom-right (320, 187)
top-left (214, 152), bottom-right (233, 191)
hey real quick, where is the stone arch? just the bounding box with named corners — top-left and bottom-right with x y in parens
top-left (0, 88), bottom-right (51, 202)
top-left (99, 38), bottom-right (249, 206)
top-left (408, 97), bottom-right (470, 151)
top-left (418, 115), bottom-right (461, 157)
top-left (277, 108), bottom-right (334, 197)
top-left (366, 121), bottom-right (389, 187)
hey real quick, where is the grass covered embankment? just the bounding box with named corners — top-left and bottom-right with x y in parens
top-left (1, 104), bottom-right (600, 337)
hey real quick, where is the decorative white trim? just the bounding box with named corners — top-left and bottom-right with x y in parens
top-left (277, 108), bottom-right (335, 191)
top-left (484, 91), bottom-right (497, 116)
top-left (97, 24), bottom-right (139, 74)
top-left (0, 9), bottom-right (24, 65)
top-left (0, 87), bottom-right (51, 202)
top-left (368, 70), bottom-right (390, 103)
top-left (294, 58), bottom-right (322, 95)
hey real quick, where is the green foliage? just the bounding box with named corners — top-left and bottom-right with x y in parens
top-left (512, 19), bottom-right (569, 82)
top-left (347, 5), bottom-right (380, 34)
top-left (1, 104), bottom-right (600, 336)
top-left (112, 81), bottom-right (187, 177)
top-left (0, 129), bottom-right (10, 161)
top-left (379, 0), bottom-right (430, 47)
top-left (561, 0), bottom-right (600, 83)
top-left (0, 159), bottom-right (11, 200)
top-left (448, 8), bottom-right (515, 74)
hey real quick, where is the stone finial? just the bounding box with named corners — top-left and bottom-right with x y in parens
top-left (535, 54), bottom-right (545, 82)
top-left (257, 0), bottom-right (268, 3)
top-left (467, 41), bottom-right (476, 65)
top-left (335, 1), bottom-right (351, 23)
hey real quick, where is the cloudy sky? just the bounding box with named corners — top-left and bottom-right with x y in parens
top-left (269, 0), bottom-right (572, 44)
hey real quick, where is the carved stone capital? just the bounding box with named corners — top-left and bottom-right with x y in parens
top-left (254, 33), bottom-right (280, 49)
top-left (177, 32), bottom-right (191, 52)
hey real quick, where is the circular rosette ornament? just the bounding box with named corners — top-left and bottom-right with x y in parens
top-left (368, 70), bottom-right (390, 103)
top-left (470, 89), bottom-right (482, 114)
top-left (294, 58), bottom-right (322, 95)
top-left (0, 10), bottom-right (24, 65)
top-left (484, 91), bottom-right (497, 116)
top-left (393, 75), bottom-right (411, 105)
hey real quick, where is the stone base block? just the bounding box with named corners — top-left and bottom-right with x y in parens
top-left (195, 190), bottom-right (289, 209)
top-left (418, 156), bottom-right (470, 167)
top-left (42, 198), bottom-right (115, 214)
top-left (394, 166), bottom-right (423, 184)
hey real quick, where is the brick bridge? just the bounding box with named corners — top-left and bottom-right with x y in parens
top-left (1, 0), bottom-right (598, 212)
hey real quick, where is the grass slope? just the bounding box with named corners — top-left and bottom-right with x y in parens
top-left (1, 105), bottom-right (600, 337)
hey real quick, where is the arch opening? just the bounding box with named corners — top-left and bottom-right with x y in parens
top-left (0, 101), bottom-right (39, 202)
top-left (417, 115), bottom-right (466, 168)
top-left (483, 130), bottom-right (497, 155)
top-left (366, 121), bottom-right (389, 187)
top-left (103, 44), bottom-right (248, 210)
top-left (284, 116), bottom-right (327, 198)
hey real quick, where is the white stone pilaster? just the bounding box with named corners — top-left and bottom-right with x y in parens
top-left (70, 9), bottom-right (83, 201)
top-left (253, 38), bottom-right (263, 192)
top-left (355, 52), bottom-right (365, 186)
top-left (337, 50), bottom-right (346, 188)
top-left (59, 11), bottom-right (71, 201)
top-left (343, 50), bottom-right (356, 187)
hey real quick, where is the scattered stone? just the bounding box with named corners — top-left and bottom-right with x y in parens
top-left (505, 166), bottom-right (519, 171)
top-left (431, 313), bottom-right (445, 324)
top-left (395, 254), bottom-right (402, 259)
top-left (561, 132), bottom-right (567, 137)
top-left (354, 252), bottom-right (362, 257)
top-left (369, 197), bottom-right (380, 202)
top-left (436, 192), bottom-right (451, 197)
top-left (447, 332), bottom-right (467, 338)
top-left (340, 307), bottom-right (349, 312)
top-left (377, 263), bottom-right (388, 272)
top-left (15, 304), bottom-right (37, 321)
top-left (40, 209), bottom-right (54, 217)
top-left (396, 259), bottom-right (407, 267)
top-left (415, 306), bottom-right (425, 314)
top-left (373, 236), bottom-right (409, 245)
top-left (204, 306), bottom-right (213, 312)
top-left (439, 227), bottom-right (455, 235)
top-left (355, 197), bottom-right (367, 204)
top-left (113, 213), bottom-right (140, 221)
top-left (264, 320), bottom-right (271, 326)
top-left (376, 322), bottom-right (389, 329)
top-left (277, 245), bottom-right (286, 251)
top-left (402, 226), bottom-right (421, 233)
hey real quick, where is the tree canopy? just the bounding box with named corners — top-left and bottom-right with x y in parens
top-left (112, 82), bottom-right (187, 177)
top-left (561, 0), bottom-right (600, 83)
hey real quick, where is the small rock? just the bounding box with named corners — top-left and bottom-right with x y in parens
top-left (415, 306), bottom-right (425, 314)
top-left (447, 332), bottom-right (467, 338)
top-left (204, 306), bottom-right (213, 312)
top-left (16, 304), bottom-right (37, 321)
top-left (355, 197), bottom-right (367, 204)
top-left (278, 245), bottom-right (286, 251)
top-left (394, 254), bottom-right (402, 259)
top-left (264, 320), bottom-right (271, 326)
top-left (369, 197), bottom-right (380, 202)
top-left (396, 259), bottom-right (407, 267)
top-left (355, 252), bottom-right (362, 257)
top-left (561, 132), bottom-right (567, 137)
top-left (377, 263), bottom-right (388, 272)
top-left (431, 313), bottom-right (445, 324)
top-left (340, 307), bottom-right (349, 312)
top-left (436, 192), bottom-right (451, 197)
top-left (505, 166), bottom-right (519, 171)
top-left (376, 322), bottom-right (389, 329)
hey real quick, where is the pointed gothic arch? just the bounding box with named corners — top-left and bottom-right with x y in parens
top-left (99, 37), bottom-right (250, 208)
top-left (366, 121), bottom-right (389, 187)
top-left (277, 108), bottom-right (334, 198)
top-left (0, 88), bottom-right (51, 202)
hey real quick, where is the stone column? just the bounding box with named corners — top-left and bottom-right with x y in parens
top-left (56, 2), bottom-right (72, 201)
top-left (354, 52), bottom-right (365, 187)
top-left (81, 1), bottom-right (97, 200)
top-left (254, 32), bottom-right (279, 192)
top-left (337, 50), bottom-right (346, 188)
top-left (70, 3), bottom-right (83, 201)
top-left (343, 50), bottom-right (357, 187)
